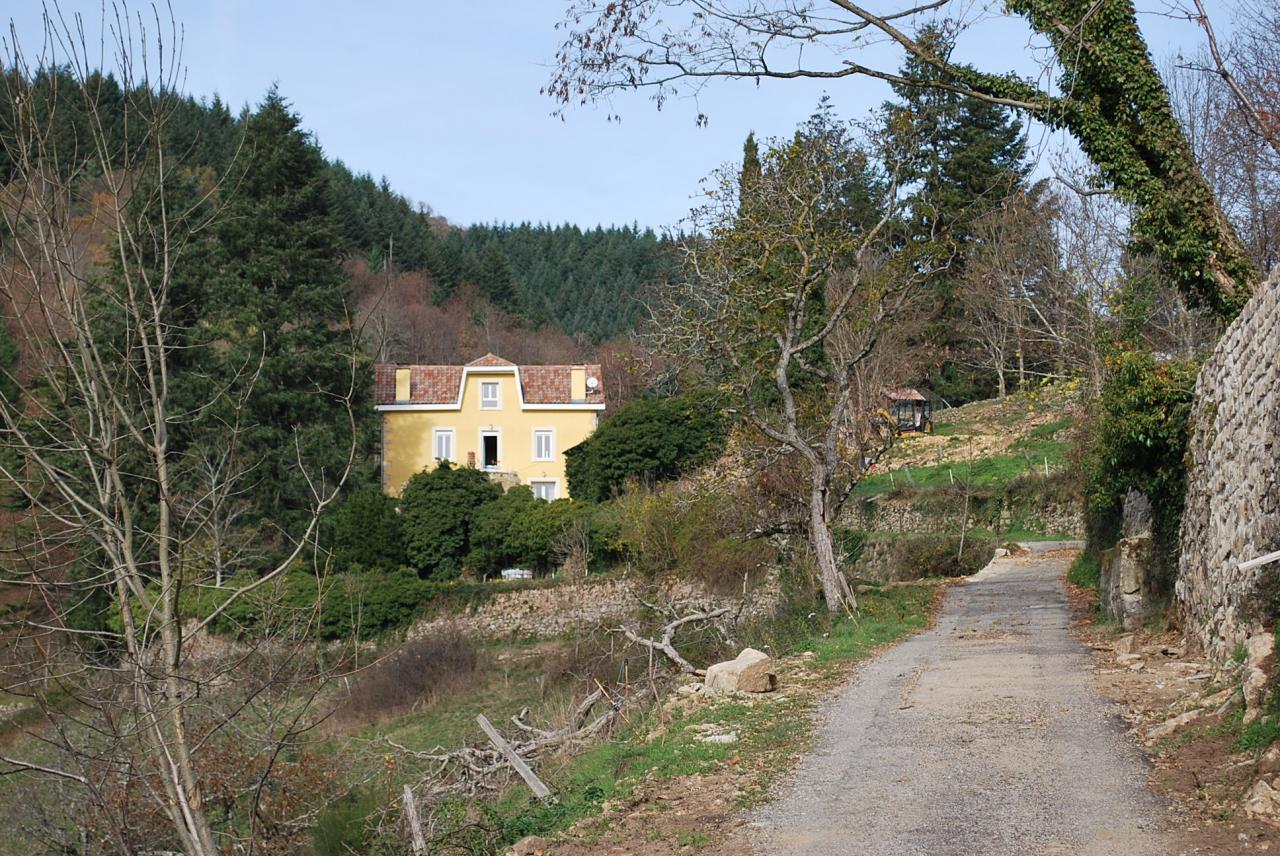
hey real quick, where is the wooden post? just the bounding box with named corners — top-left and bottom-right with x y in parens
top-left (477, 714), bottom-right (552, 801)
top-left (403, 785), bottom-right (426, 855)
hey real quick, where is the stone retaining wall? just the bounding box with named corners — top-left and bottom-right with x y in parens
top-left (408, 571), bottom-right (783, 641)
top-left (846, 494), bottom-right (1083, 538)
top-left (1177, 273), bottom-right (1280, 662)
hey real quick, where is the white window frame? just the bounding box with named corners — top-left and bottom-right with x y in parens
top-left (479, 429), bottom-right (502, 470)
top-left (533, 428), bottom-right (555, 462)
top-left (479, 381), bottom-right (501, 410)
top-left (433, 428), bottom-right (456, 463)
top-left (530, 480), bottom-right (558, 501)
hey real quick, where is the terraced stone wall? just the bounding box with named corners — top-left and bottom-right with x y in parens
top-left (1177, 273), bottom-right (1280, 662)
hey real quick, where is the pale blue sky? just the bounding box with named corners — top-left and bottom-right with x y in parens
top-left (6, 2), bottom-right (1220, 230)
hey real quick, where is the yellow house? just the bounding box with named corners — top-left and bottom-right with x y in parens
top-left (375, 354), bottom-right (605, 499)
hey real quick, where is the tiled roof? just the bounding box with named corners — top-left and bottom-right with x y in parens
top-left (466, 353), bottom-right (516, 367)
top-left (375, 356), bottom-right (605, 407)
top-left (882, 387), bottom-right (927, 402)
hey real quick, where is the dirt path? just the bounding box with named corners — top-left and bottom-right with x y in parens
top-left (747, 554), bottom-right (1172, 856)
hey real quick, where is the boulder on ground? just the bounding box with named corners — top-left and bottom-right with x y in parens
top-left (704, 648), bottom-right (777, 693)
top-left (509, 835), bottom-right (551, 856)
top-left (1244, 776), bottom-right (1280, 824)
top-left (1243, 632), bottom-right (1276, 724)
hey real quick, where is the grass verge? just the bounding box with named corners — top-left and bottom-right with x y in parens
top-left (466, 585), bottom-right (937, 852)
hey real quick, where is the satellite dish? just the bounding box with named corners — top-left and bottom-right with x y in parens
top-left (586, 376), bottom-right (599, 391)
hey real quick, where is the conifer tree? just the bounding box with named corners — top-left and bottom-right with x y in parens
top-left (883, 26), bottom-right (1030, 402)
top-left (178, 89), bottom-right (372, 533)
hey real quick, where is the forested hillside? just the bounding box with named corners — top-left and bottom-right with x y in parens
top-left (0, 70), bottom-right (668, 360)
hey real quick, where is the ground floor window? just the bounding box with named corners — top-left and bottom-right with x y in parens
top-left (433, 428), bottom-right (455, 463)
top-left (480, 431), bottom-right (501, 468)
top-left (530, 480), bottom-right (557, 501)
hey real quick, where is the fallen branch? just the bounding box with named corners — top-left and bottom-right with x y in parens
top-left (614, 606), bottom-right (730, 676)
top-left (390, 682), bottom-right (632, 800)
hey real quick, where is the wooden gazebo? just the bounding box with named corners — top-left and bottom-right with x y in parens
top-left (882, 387), bottom-right (934, 434)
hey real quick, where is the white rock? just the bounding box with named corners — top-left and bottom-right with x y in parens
top-left (1146, 709), bottom-right (1203, 741)
top-left (704, 648), bottom-right (777, 693)
top-left (1244, 776), bottom-right (1280, 822)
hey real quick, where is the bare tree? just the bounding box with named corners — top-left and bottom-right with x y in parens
top-left (548, 0), bottom-right (1259, 316)
top-left (651, 124), bottom-right (917, 612)
top-left (1178, 0), bottom-right (1280, 157)
top-left (1166, 45), bottom-right (1280, 275)
top-left (0, 7), bottom-right (357, 853)
top-left (958, 191), bottom-right (1053, 397)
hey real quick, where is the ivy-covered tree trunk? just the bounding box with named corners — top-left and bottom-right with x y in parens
top-left (1003, 0), bottom-right (1258, 317)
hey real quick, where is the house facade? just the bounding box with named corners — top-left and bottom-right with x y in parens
top-left (374, 354), bottom-right (605, 499)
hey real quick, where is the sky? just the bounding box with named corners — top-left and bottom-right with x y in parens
top-left (5, 1), bottom-right (1223, 231)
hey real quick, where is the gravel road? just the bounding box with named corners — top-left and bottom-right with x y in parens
top-left (750, 553), bottom-right (1172, 856)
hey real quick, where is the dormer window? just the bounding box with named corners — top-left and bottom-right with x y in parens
top-left (480, 381), bottom-right (500, 410)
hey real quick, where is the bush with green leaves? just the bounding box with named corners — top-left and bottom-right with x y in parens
top-left (193, 567), bottom-right (433, 640)
top-left (327, 485), bottom-right (405, 571)
top-left (565, 391), bottom-right (728, 502)
top-left (1084, 350), bottom-right (1198, 579)
top-left (467, 486), bottom-right (581, 576)
top-left (611, 483), bottom-right (773, 593)
top-left (399, 461), bottom-right (502, 579)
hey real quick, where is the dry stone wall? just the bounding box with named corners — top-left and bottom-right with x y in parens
top-left (1177, 273), bottom-right (1280, 663)
top-left (408, 571), bottom-right (782, 641)
top-left (845, 494), bottom-right (1083, 539)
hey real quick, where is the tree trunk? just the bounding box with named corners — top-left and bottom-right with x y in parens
top-left (996, 366), bottom-right (1007, 399)
top-left (809, 482), bottom-right (855, 614)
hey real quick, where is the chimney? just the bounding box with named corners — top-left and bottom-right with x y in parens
top-left (570, 366), bottom-right (587, 401)
top-left (394, 368), bottom-right (411, 401)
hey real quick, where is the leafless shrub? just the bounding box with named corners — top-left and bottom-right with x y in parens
top-left (336, 630), bottom-right (480, 726)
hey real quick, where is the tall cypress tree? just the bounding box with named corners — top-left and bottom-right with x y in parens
top-left (740, 131), bottom-right (761, 199)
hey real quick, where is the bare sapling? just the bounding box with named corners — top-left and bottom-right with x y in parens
top-left (0, 6), bottom-right (359, 853)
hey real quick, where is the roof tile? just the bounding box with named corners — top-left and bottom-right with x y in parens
top-left (375, 356), bottom-right (605, 407)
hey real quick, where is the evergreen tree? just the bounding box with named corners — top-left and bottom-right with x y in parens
top-left (883, 26), bottom-right (1030, 402)
top-left (740, 131), bottom-right (761, 199)
top-left (177, 89), bottom-right (374, 532)
top-left (399, 461), bottom-right (502, 579)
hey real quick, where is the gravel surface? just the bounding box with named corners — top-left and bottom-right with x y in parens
top-left (750, 554), bottom-right (1172, 856)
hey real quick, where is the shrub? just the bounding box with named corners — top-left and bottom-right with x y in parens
top-left (1067, 553), bottom-right (1101, 590)
top-left (335, 630), bottom-right (479, 725)
top-left (1085, 350), bottom-right (1198, 585)
top-left (467, 487), bottom-right (582, 576)
top-left (327, 484), bottom-right (404, 571)
top-left (565, 391), bottom-right (728, 502)
top-left (194, 567), bottom-right (433, 641)
top-left (892, 534), bottom-right (996, 578)
top-left (612, 483), bottom-right (772, 593)
top-left (399, 461), bottom-right (502, 579)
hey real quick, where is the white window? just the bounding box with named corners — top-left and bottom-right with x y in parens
top-left (530, 480), bottom-right (557, 501)
top-left (433, 428), bottom-right (455, 463)
top-left (533, 429), bottom-right (554, 462)
top-left (480, 381), bottom-right (500, 409)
